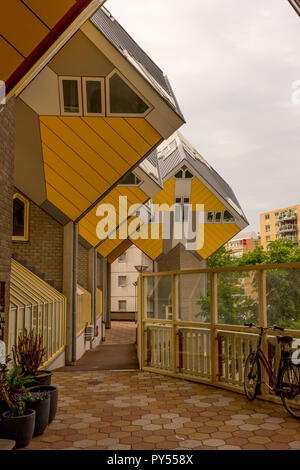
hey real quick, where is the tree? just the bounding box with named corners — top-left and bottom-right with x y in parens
top-left (197, 239), bottom-right (300, 327)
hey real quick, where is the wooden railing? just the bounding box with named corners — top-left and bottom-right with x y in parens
top-left (138, 262), bottom-right (300, 404)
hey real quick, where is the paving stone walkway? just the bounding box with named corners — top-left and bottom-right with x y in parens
top-left (23, 370), bottom-right (300, 450)
top-left (105, 321), bottom-right (136, 345)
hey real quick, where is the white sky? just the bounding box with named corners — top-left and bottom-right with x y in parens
top-left (107, 0), bottom-right (300, 232)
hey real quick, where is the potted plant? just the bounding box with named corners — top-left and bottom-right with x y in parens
top-left (27, 385), bottom-right (58, 424)
top-left (21, 391), bottom-right (50, 436)
top-left (0, 362), bottom-right (35, 449)
top-left (12, 329), bottom-right (52, 387)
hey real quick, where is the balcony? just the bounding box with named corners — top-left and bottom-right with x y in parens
top-left (139, 264), bottom-right (300, 405)
top-left (279, 224), bottom-right (298, 233)
top-left (276, 212), bottom-right (298, 222)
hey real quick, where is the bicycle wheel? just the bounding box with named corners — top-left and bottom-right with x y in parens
top-left (244, 352), bottom-right (261, 401)
top-left (279, 364), bottom-right (300, 419)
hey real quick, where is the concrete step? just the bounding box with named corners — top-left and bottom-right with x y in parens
top-left (0, 439), bottom-right (15, 450)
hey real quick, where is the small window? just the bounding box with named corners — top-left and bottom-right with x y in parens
top-left (119, 173), bottom-right (141, 186)
top-left (175, 198), bottom-right (181, 203)
top-left (224, 210), bottom-right (235, 222)
top-left (183, 198), bottom-right (190, 204)
top-left (83, 78), bottom-right (104, 116)
top-left (207, 212), bottom-right (214, 222)
top-left (185, 170), bottom-right (193, 179)
top-left (215, 212), bottom-right (222, 223)
top-left (265, 214), bottom-right (270, 221)
top-left (59, 77), bottom-right (82, 115)
top-left (266, 225), bottom-right (270, 233)
top-left (13, 194), bottom-right (29, 241)
top-left (266, 236), bottom-right (271, 242)
top-left (108, 71), bottom-right (149, 116)
top-left (118, 253), bottom-right (126, 263)
top-left (175, 170), bottom-right (183, 179)
top-left (118, 276), bottom-right (127, 287)
top-left (119, 300), bottom-right (127, 311)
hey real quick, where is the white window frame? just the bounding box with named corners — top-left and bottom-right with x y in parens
top-left (118, 172), bottom-right (142, 187)
top-left (59, 76), bottom-right (82, 117)
top-left (82, 77), bottom-right (105, 117)
top-left (118, 253), bottom-right (126, 263)
top-left (118, 276), bottom-right (127, 287)
top-left (106, 69), bottom-right (152, 118)
top-left (118, 300), bottom-right (127, 311)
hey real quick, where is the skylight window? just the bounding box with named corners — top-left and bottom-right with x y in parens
top-left (108, 71), bottom-right (149, 116)
top-left (119, 173), bottom-right (141, 186)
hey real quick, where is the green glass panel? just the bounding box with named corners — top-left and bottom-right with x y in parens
top-left (86, 80), bottom-right (102, 114)
top-left (62, 79), bottom-right (79, 113)
top-left (109, 73), bottom-right (149, 114)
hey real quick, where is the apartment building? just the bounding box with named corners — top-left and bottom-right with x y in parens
top-left (111, 246), bottom-right (152, 320)
top-left (260, 205), bottom-right (300, 250)
top-left (225, 231), bottom-right (260, 258)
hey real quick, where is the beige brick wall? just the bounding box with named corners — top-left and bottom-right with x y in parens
top-left (12, 198), bottom-right (64, 291)
top-left (0, 97), bottom-right (15, 342)
top-left (78, 242), bottom-right (89, 290)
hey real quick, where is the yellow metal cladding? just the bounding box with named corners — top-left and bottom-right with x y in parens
top-left (76, 284), bottom-right (92, 334)
top-left (40, 116), bottom-right (161, 221)
top-left (197, 223), bottom-right (240, 259)
top-left (152, 177), bottom-right (175, 208)
top-left (97, 223), bottom-right (131, 258)
top-left (130, 224), bottom-right (164, 261)
top-left (0, 0), bottom-right (77, 82)
top-left (107, 240), bottom-right (133, 264)
top-left (79, 185), bottom-right (149, 247)
top-left (190, 178), bottom-right (226, 211)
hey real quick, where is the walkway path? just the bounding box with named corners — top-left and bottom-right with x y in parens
top-left (104, 321), bottom-right (136, 344)
top-left (25, 371), bottom-right (300, 450)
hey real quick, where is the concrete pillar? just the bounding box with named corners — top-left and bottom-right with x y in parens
top-left (88, 247), bottom-right (97, 337)
top-left (0, 97), bottom-right (15, 345)
top-left (106, 262), bottom-right (112, 330)
top-left (63, 221), bottom-right (75, 364)
top-left (102, 258), bottom-right (107, 341)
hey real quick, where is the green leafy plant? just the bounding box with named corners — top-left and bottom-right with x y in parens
top-left (0, 358), bottom-right (14, 410)
top-left (7, 366), bottom-right (35, 392)
top-left (12, 329), bottom-right (45, 376)
top-left (21, 391), bottom-right (51, 403)
top-left (8, 395), bottom-right (26, 417)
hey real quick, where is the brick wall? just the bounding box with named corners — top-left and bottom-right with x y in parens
top-left (78, 242), bottom-right (89, 290)
top-left (12, 198), bottom-right (64, 291)
top-left (0, 97), bottom-right (15, 343)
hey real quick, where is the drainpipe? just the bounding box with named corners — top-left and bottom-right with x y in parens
top-left (102, 258), bottom-right (107, 342)
top-left (93, 248), bottom-right (97, 337)
top-left (72, 222), bottom-right (78, 364)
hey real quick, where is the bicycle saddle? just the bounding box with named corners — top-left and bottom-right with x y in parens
top-left (276, 335), bottom-right (293, 344)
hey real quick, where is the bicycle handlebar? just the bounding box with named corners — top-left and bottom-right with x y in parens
top-left (244, 323), bottom-right (284, 332)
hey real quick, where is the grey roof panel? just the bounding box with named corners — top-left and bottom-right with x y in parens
top-left (156, 136), bottom-right (248, 223)
top-left (91, 7), bottom-right (183, 118)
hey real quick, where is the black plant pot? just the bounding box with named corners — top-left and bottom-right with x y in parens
top-left (1, 409), bottom-right (35, 449)
top-left (28, 385), bottom-right (58, 424)
top-left (25, 370), bottom-right (53, 389)
top-left (25, 398), bottom-right (50, 436)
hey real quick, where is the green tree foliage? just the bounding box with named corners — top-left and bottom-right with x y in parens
top-left (198, 239), bottom-right (300, 328)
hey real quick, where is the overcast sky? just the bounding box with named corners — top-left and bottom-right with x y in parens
top-left (108, 0), bottom-right (300, 233)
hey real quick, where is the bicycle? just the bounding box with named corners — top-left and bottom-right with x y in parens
top-left (244, 323), bottom-right (300, 419)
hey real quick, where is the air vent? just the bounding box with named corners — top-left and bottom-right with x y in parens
top-left (85, 324), bottom-right (94, 341)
